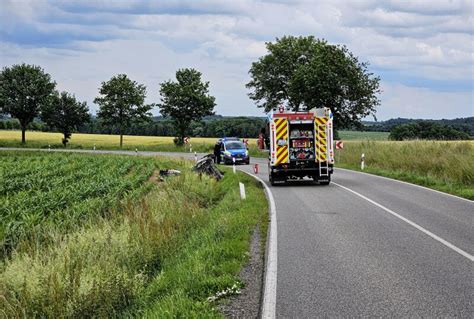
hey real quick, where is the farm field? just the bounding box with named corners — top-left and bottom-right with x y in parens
top-left (0, 151), bottom-right (267, 317)
top-left (0, 130), bottom-right (239, 153)
top-left (335, 140), bottom-right (474, 199)
top-left (0, 129), bottom-right (388, 158)
top-left (338, 130), bottom-right (389, 140)
top-left (2, 130), bottom-right (472, 198)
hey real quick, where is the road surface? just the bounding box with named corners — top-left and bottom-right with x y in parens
top-left (2, 148), bottom-right (473, 317)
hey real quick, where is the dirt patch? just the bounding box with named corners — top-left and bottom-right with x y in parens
top-left (219, 226), bottom-right (264, 318)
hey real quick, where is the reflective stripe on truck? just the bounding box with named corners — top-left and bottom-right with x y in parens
top-left (274, 118), bottom-right (289, 165)
top-left (315, 117), bottom-right (328, 163)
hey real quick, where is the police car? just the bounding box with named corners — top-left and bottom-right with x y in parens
top-left (214, 137), bottom-right (250, 165)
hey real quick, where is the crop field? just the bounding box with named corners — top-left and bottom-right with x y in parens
top-left (0, 152), bottom-right (156, 256)
top-left (0, 130), bottom-right (259, 154)
top-left (335, 140), bottom-right (474, 199)
top-left (338, 130), bottom-right (389, 140)
top-left (0, 151), bottom-right (267, 317)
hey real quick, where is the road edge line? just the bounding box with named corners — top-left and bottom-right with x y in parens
top-left (241, 171), bottom-right (278, 319)
top-left (336, 167), bottom-right (472, 203)
top-left (333, 182), bottom-right (474, 262)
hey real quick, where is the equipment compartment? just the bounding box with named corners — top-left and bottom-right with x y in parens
top-left (289, 124), bottom-right (315, 161)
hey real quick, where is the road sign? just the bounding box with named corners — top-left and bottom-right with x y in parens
top-left (336, 141), bottom-right (344, 149)
top-left (184, 137), bottom-right (189, 144)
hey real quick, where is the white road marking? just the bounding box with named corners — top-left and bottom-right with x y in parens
top-left (336, 167), bottom-right (473, 203)
top-left (242, 171), bottom-right (278, 319)
top-left (333, 182), bottom-right (474, 262)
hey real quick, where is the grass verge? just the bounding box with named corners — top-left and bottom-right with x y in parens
top-left (335, 140), bottom-right (474, 199)
top-left (0, 152), bottom-right (268, 317)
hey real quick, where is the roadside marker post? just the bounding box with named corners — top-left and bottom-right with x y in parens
top-left (233, 157), bottom-right (236, 174)
top-left (239, 182), bottom-right (246, 200)
top-left (93, 144), bottom-right (96, 151)
top-left (194, 151), bottom-right (197, 162)
top-left (48, 145), bottom-right (51, 152)
top-left (361, 153), bottom-right (365, 170)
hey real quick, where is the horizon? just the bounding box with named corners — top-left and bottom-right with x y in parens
top-left (1, 0), bottom-right (473, 120)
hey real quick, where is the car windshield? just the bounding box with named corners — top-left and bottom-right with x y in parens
top-left (225, 141), bottom-right (245, 150)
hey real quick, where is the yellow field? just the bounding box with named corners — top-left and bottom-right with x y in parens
top-left (0, 130), bottom-right (258, 153)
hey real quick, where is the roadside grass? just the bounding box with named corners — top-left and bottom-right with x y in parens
top-left (335, 140), bottom-right (474, 199)
top-left (0, 152), bottom-right (268, 317)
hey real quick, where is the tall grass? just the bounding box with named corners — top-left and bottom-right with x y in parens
top-left (336, 140), bottom-right (474, 199)
top-left (0, 152), bottom-right (267, 317)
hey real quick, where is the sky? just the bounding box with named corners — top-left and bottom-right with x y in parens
top-left (0, 0), bottom-right (473, 120)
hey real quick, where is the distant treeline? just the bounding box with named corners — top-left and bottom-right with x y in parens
top-left (363, 117), bottom-right (474, 136)
top-left (389, 121), bottom-right (471, 141)
top-left (0, 116), bottom-right (267, 138)
top-left (2, 115), bottom-right (472, 140)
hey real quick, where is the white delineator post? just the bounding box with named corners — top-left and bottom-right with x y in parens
top-left (239, 182), bottom-right (246, 200)
top-left (194, 151), bottom-right (197, 162)
top-left (233, 157), bottom-right (236, 174)
top-left (361, 153), bottom-right (365, 170)
top-left (93, 143), bottom-right (96, 151)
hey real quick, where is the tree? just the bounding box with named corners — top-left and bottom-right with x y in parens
top-left (94, 74), bottom-right (153, 147)
top-left (247, 36), bottom-right (381, 129)
top-left (0, 64), bottom-right (56, 143)
top-left (158, 68), bottom-right (216, 145)
top-left (41, 91), bottom-right (90, 146)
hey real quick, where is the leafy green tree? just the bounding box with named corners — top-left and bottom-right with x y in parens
top-left (247, 36), bottom-right (381, 129)
top-left (0, 64), bottom-right (56, 143)
top-left (41, 91), bottom-right (90, 146)
top-left (158, 68), bottom-right (216, 145)
top-left (94, 74), bottom-right (153, 147)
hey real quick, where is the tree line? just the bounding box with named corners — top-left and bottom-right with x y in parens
top-left (0, 116), bottom-right (266, 138)
top-left (0, 65), bottom-right (215, 147)
top-left (2, 36), bottom-right (386, 146)
top-left (364, 117), bottom-right (474, 137)
top-left (389, 121), bottom-right (471, 141)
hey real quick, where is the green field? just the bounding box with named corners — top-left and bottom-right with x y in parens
top-left (336, 140), bottom-right (474, 199)
top-left (338, 130), bottom-right (389, 140)
top-left (0, 151), bottom-right (267, 317)
top-left (2, 130), bottom-right (472, 199)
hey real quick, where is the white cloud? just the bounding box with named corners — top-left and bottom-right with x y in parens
top-left (1, 0), bottom-right (473, 119)
top-left (379, 82), bottom-right (473, 119)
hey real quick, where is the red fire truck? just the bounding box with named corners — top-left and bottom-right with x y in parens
top-left (267, 107), bottom-right (334, 185)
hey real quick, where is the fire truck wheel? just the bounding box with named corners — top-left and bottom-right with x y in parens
top-left (269, 172), bottom-right (276, 186)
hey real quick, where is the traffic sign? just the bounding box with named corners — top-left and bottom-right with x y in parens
top-left (336, 141), bottom-right (343, 149)
top-left (184, 137), bottom-right (190, 144)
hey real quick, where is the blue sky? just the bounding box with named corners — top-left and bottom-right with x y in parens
top-left (0, 0), bottom-right (472, 119)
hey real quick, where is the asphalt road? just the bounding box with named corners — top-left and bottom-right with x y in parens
top-left (2, 148), bottom-right (473, 317)
top-left (242, 157), bottom-right (473, 318)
